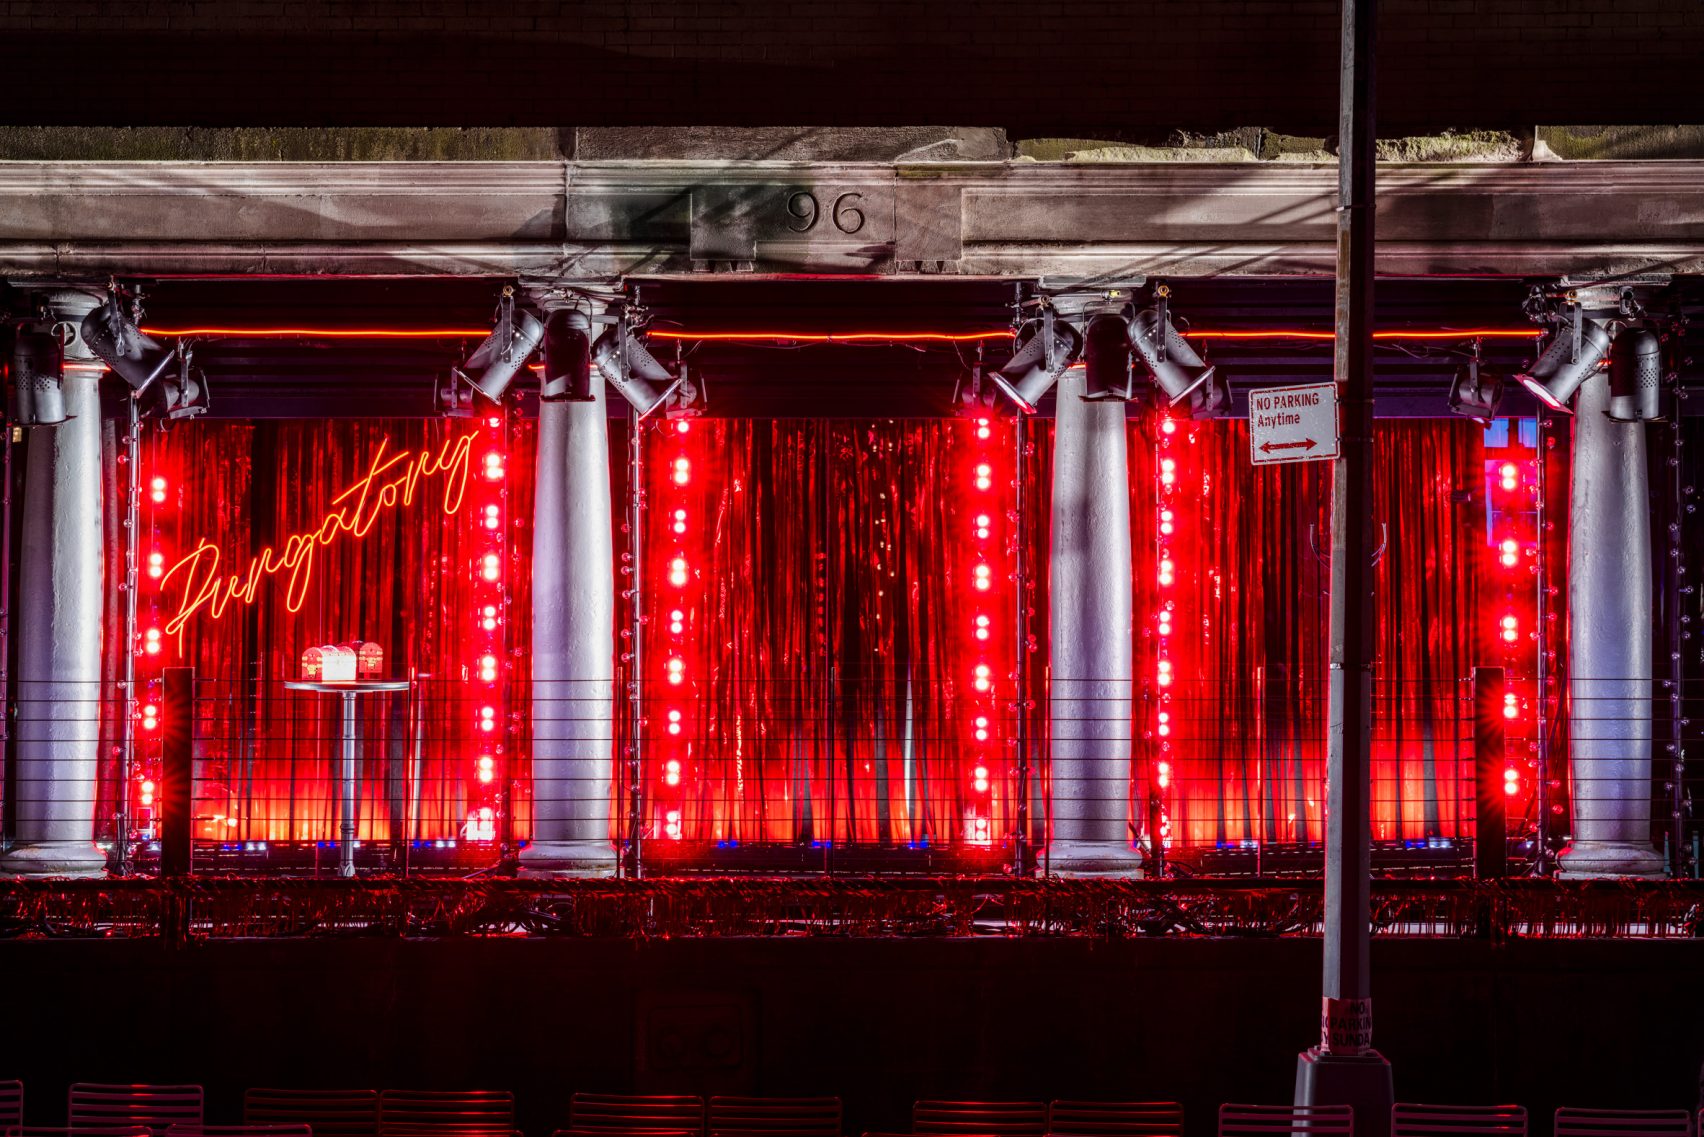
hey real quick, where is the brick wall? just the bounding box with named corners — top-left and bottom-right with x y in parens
top-left (2, 1), bottom-right (1700, 134)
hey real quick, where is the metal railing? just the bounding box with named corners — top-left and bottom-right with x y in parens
top-left (0, 669), bottom-right (1696, 879)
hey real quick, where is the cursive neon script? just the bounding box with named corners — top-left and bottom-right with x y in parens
top-left (163, 432), bottom-right (478, 636)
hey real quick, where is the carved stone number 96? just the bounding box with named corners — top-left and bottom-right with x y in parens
top-left (785, 190), bottom-right (866, 234)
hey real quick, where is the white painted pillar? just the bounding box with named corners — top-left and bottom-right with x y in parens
top-left (1, 290), bottom-right (108, 878)
top-left (520, 308), bottom-right (619, 875)
top-left (1558, 371), bottom-right (1663, 878)
top-left (1047, 365), bottom-right (1139, 874)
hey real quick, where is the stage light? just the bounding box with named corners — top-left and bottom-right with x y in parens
top-left (1081, 313), bottom-right (1135, 402)
top-left (10, 331), bottom-right (68, 427)
top-left (1606, 327), bottom-right (1663, 423)
top-left (1448, 358), bottom-right (1504, 422)
top-left (1517, 320), bottom-right (1611, 412)
top-left (991, 315), bottom-right (1081, 413)
top-left (593, 321), bottom-right (682, 419)
top-left (1503, 693), bottom-right (1519, 720)
top-left (973, 664), bottom-right (992, 692)
top-left (150, 476), bottom-right (168, 503)
top-left (1499, 539), bottom-right (1520, 568)
top-left (481, 553), bottom-right (501, 581)
top-left (1131, 305), bottom-right (1219, 407)
top-left (137, 343), bottom-right (211, 422)
top-left (669, 557), bottom-right (689, 587)
top-left (974, 463), bottom-right (993, 491)
top-left (454, 293), bottom-right (545, 402)
top-left (1498, 463), bottom-right (1519, 492)
top-left (540, 309), bottom-right (594, 402)
top-left (80, 293), bottom-right (176, 393)
top-left (672, 457), bottom-right (691, 485)
top-left (483, 450), bottom-right (505, 480)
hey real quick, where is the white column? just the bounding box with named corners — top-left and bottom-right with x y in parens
top-left (1, 290), bottom-right (108, 878)
top-left (1047, 365), bottom-right (1139, 874)
top-left (1558, 371), bottom-right (1662, 878)
top-left (520, 310), bottom-right (618, 875)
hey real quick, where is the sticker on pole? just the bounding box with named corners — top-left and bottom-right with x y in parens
top-left (1248, 382), bottom-right (1339, 466)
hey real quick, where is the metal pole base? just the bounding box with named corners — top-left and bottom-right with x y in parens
top-left (0, 841), bottom-right (108, 879)
top-left (1044, 839), bottom-right (1142, 877)
top-left (517, 839), bottom-right (620, 878)
top-left (1295, 1047), bottom-right (1394, 1137)
top-left (1556, 840), bottom-right (1664, 879)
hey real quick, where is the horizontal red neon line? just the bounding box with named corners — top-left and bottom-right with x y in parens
top-left (1186, 329), bottom-right (1542, 340)
top-left (647, 330), bottom-right (1012, 343)
top-left (140, 326), bottom-right (492, 338)
top-left (134, 325), bottom-right (1545, 343)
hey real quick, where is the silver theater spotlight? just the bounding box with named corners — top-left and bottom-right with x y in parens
top-left (990, 314), bottom-right (1081, 413)
top-left (540, 310), bottom-right (595, 403)
top-left (9, 330), bottom-right (69, 427)
top-left (79, 293), bottom-right (176, 393)
top-left (145, 344), bottom-right (211, 423)
top-left (1606, 327), bottom-right (1663, 423)
top-left (1130, 305), bottom-right (1219, 410)
top-left (454, 291), bottom-right (546, 402)
top-left (1517, 319), bottom-right (1612, 413)
top-left (1447, 356), bottom-right (1505, 423)
top-left (592, 319), bottom-right (682, 419)
top-left (1081, 313), bottom-right (1136, 402)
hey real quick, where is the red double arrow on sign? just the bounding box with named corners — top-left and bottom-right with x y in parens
top-left (1259, 438), bottom-right (1318, 454)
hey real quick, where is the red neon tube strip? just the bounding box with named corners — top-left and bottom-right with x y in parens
top-left (136, 325), bottom-right (1544, 343)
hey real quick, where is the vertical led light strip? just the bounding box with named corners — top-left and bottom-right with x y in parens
top-left (1151, 412), bottom-right (1180, 857)
top-left (657, 417), bottom-right (699, 844)
top-left (466, 414), bottom-right (510, 845)
top-left (962, 412), bottom-right (1014, 849)
top-left (136, 433), bottom-right (170, 846)
top-left (1484, 418), bottom-right (1542, 837)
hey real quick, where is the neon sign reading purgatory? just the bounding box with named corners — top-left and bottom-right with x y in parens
top-left (163, 432), bottom-right (477, 636)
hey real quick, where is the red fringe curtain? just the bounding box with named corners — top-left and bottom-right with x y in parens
top-left (131, 413), bottom-right (1483, 855)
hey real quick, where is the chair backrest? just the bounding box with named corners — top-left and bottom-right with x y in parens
top-left (1555, 1109), bottom-right (1692, 1137)
top-left (246, 1089), bottom-right (379, 1137)
top-left (379, 1091), bottom-right (514, 1135)
top-left (708, 1098), bottom-right (841, 1137)
top-left (0, 1083), bottom-right (22, 1129)
top-left (913, 1103), bottom-right (1048, 1137)
top-left (1049, 1103), bottom-right (1184, 1137)
top-left (1218, 1104), bottom-right (1354, 1137)
top-left (1393, 1105), bottom-right (1528, 1137)
top-left (570, 1097), bottom-right (705, 1136)
top-left (69, 1086), bottom-right (204, 1131)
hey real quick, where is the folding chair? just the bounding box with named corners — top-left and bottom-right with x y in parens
top-left (1048, 1102), bottom-right (1184, 1137)
top-left (1554, 1109), bottom-right (1692, 1137)
top-left (1392, 1104), bottom-right (1527, 1137)
top-left (379, 1091), bottom-right (514, 1137)
top-left (246, 1088), bottom-right (379, 1137)
top-left (1218, 1104), bottom-right (1354, 1137)
top-left (913, 1103), bottom-right (1047, 1137)
top-left (0, 1083), bottom-right (21, 1131)
top-left (570, 1097), bottom-right (705, 1137)
top-left (709, 1098), bottom-right (841, 1137)
top-left (68, 1086), bottom-right (204, 1132)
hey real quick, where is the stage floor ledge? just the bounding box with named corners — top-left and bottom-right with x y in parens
top-left (1, 877), bottom-right (1702, 941)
